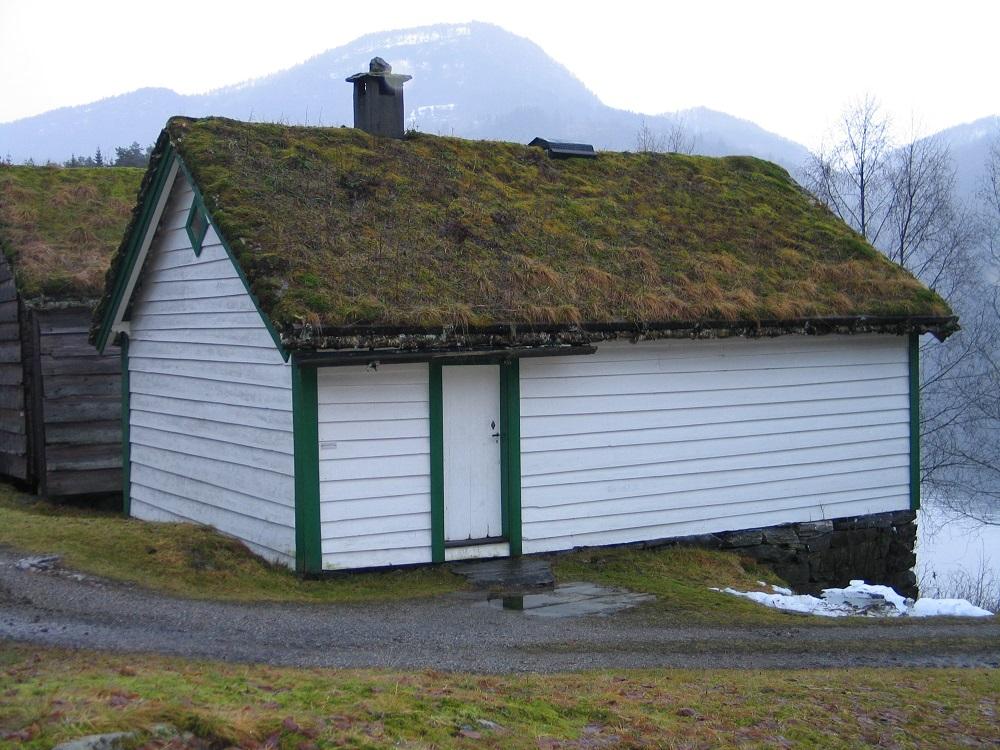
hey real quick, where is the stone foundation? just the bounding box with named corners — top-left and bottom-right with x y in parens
top-left (657, 510), bottom-right (918, 599)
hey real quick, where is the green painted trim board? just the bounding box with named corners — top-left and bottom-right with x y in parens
top-left (120, 334), bottom-right (131, 516)
top-left (500, 359), bottom-right (522, 556)
top-left (292, 362), bottom-right (322, 574)
top-left (429, 362), bottom-right (445, 563)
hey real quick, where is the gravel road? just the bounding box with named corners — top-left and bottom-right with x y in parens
top-left (1, 549), bottom-right (997, 671)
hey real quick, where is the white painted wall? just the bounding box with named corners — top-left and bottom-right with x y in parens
top-left (518, 336), bottom-right (911, 554)
top-left (126, 175), bottom-right (295, 566)
top-left (316, 363), bottom-right (432, 569)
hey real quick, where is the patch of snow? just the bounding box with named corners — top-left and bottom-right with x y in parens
top-left (822, 580), bottom-right (909, 614)
top-left (359, 26), bottom-right (472, 54)
top-left (910, 598), bottom-right (994, 618)
top-left (712, 579), bottom-right (994, 618)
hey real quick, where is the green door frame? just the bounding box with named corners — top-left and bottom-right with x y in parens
top-left (429, 357), bottom-right (522, 563)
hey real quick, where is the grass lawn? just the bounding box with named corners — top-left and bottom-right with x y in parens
top-left (0, 485), bottom-right (459, 604)
top-left (5, 482), bottom-right (980, 628)
top-left (0, 483), bottom-right (809, 624)
top-left (1, 642), bottom-right (997, 749)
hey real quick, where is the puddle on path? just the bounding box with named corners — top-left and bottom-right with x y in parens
top-left (484, 581), bottom-right (654, 618)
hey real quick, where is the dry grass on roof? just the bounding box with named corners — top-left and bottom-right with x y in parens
top-left (163, 117), bottom-right (950, 330)
top-left (0, 165), bottom-right (143, 301)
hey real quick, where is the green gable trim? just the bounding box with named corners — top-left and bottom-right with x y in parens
top-left (909, 333), bottom-right (921, 511)
top-left (184, 196), bottom-right (209, 257)
top-left (120, 334), bottom-right (131, 517)
top-left (95, 149), bottom-right (290, 361)
top-left (94, 143), bottom-right (177, 352)
top-left (500, 359), bottom-right (522, 556)
top-left (292, 362), bottom-right (321, 575)
top-left (429, 362), bottom-right (445, 563)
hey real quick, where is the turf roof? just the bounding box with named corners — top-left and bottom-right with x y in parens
top-left (98, 117), bottom-right (955, 348)
top-left (0, 165), bottom-right (143, 304)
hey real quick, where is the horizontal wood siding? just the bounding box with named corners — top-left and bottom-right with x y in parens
top-left (518, 336), bottom-right (911, 554)
top-left (0, 252), bottom-right (27, 480)
top-left (127, 176), bottom-right (295, 566)
top-left (317, 363), bottom-right (432, 569)
top-left (33, 307), bottom-right (121, 495)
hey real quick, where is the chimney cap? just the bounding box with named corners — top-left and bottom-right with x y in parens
top-left (346, 57), bottom-right (412, 85)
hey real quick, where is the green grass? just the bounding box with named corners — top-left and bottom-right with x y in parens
top-left (0, 482), bottom-right (805, 621)
top-left (2, 482), bottom-right (979, 630)
top-left (0, 165), bottom-right (143, 300)
top-left (553, 544), bottom-right (803, 626)
top-left (1, 642), bottom-right (996, 749)
top-left (0, 486), bottom-right (462, 604)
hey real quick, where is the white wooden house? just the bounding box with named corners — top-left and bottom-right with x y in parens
top-left (92, 109), bottom-right (955, 574)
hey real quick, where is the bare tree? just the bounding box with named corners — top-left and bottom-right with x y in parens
top-left (634, 116), bottom-right (696, 155)
top-left (635, 118), bottom-right (665, 153)
top-left (805, 95), bottom-right (893, 244)
top-left (805, 98), bottom-right (1000, 524)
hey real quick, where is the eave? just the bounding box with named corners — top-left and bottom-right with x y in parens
top-left (281, 314), bottom-right (960, 353)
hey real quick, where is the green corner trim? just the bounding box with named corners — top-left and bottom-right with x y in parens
top-left (96, 143), bottom-right (177, 351)
top-left (908, 333), bottom-right (921, 511)
top-left (292, 362), bottom-right (322, 574)
top-left (120, 334), bottom-right (131, 517)
top-left (429, 362), bottom-right (445, 563)
top-left (500, 359), bottom-right (523, 556)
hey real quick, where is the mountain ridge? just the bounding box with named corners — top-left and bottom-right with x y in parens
top-left (1, 20), bottom-right (996, 190)
top-left (0, 22), bottom-right (809, 169)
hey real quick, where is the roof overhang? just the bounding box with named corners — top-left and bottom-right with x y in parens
top-left (93, 144), bottom-right (180, 353)
top-left (282, 315), bottom-right (960, 353)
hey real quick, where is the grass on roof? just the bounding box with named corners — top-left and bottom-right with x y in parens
top-left (161, 117), bottom-right (951, 333)
top-left (0, 165), bottom-right (143, 301)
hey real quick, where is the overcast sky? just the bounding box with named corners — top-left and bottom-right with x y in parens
top-left (1, 0), bottom-right (997, 149)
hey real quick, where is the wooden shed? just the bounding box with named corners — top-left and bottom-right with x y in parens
top-left (0, 165), bottom-right (143, 495)
top-left (93, 117), bottom-right (956, 574)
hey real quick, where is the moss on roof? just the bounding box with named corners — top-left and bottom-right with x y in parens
top-left (102, 117), bottom-right (953, 343)
top-left (0, 165), bottom-right (143, 303)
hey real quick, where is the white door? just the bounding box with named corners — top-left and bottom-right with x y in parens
top-left (442, 365), bottom-right (503, 544)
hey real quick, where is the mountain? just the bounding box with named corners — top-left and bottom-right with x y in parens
top-left (0, 22), bottom-right (811, 170)
top-left (929, 115), bottom-right (1000, 201)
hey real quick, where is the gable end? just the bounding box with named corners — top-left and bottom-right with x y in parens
top-left (94, 147), bottom-right (288, 361)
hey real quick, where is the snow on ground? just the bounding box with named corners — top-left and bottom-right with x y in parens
top-left (714, 580), bottom-right (994, 618)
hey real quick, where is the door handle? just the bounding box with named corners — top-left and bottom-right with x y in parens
top-left (491, 432), bottom-right (501, 438)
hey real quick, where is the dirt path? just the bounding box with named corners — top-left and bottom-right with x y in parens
top-left (1, 550), bottom-right (997, 671)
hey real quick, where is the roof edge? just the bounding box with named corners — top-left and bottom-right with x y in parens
top-left (282, 315), bottom-right (960, 352)
top-left (90, 128), bottom-right (176, 350)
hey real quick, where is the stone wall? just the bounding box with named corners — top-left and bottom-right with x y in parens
top-left (658, 510), bottom-right (919, 599)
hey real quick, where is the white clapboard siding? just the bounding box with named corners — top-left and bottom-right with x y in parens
top-left (127, 175), bottom-right (295, 567)
top-left (518, 336), bottom-right (911, 554)
top-left (317, 363), bottom-right (432, 569)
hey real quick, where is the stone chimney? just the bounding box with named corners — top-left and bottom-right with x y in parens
top-left (345, 57), bottom-right (412, 138)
